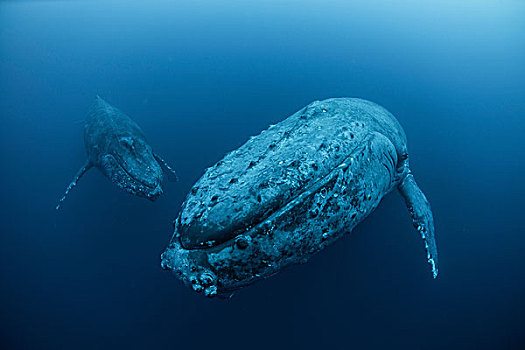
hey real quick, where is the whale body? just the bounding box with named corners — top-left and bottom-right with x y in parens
top-left (161, 98), bottom-right (437, 297)
top-left (56, 96), bottom-right (177, 209)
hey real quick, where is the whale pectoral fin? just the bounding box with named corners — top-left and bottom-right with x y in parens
top-left (398, 173), bottom-right (438, 278)
top-left (154, 153), bottom-right (179, 182)
top-left (56, 160), bottom-right (92, 210)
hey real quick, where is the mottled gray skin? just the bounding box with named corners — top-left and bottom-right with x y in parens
top-left (161, 98), bottom-right (437, 298)
top-left (56, 96), bottom-right (177, 209)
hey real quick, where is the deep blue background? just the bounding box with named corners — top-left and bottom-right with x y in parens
top-left (1, 1), bottom-right (524, 349)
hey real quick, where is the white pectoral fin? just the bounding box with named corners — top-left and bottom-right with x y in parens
top-left (154, 153), bottom-right (179, 182)
top-left (398, 172), bottom-right (438, 278)
top-left (56, 161), bottom-right (92, 210)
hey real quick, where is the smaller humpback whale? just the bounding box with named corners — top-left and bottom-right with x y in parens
top-left (56, 96), bottom-right (177, 209)
top-left (161, 98), bottom-right (437, 298)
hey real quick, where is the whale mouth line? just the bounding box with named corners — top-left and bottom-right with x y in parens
top-left (182, 143), bottom-right (362, 252)
top-left (110, 154), bottom-right (158, 191)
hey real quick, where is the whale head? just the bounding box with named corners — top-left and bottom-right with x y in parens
top-left (101, 134), bottom-right (163, 200)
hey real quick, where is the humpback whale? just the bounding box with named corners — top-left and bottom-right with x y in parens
top-left (56, 96), bottom-right (177, 209)
top-left (161, 98), bottom-right (437, 297)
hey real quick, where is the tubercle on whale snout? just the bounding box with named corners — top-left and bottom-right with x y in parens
top-left (161, 241), bottom-right (220, 297)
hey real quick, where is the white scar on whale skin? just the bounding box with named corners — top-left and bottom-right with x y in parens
top-left (161, 97), bottom-right (438, 298)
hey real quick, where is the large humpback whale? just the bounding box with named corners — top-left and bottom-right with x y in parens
top-left (56, 96), bottom-right (177, 209)
top-left (161, 98), bottom-right (437, 297)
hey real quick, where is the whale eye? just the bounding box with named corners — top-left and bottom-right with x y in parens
top-left (235, 236), bottom-right (250, 249)
top-left (120, 137), bottom-right (135, 151)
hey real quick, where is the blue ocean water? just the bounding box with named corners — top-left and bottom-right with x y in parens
top-left (1, 0), bottom-right (524, 349)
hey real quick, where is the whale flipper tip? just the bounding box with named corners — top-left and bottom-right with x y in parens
top-left (56, 161), bottom-right (92, 211)
top-left (398, 172), bottom-right (438, 278)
